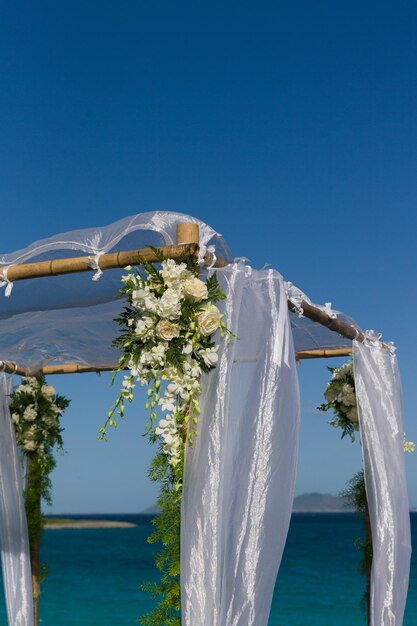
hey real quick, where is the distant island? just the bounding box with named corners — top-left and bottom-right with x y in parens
top-left (141, 493), bottom-right (354, 515)
top-left (292, 493), bottom-right (353, 512)
top-left (44, 518), bottom-right (138, 529)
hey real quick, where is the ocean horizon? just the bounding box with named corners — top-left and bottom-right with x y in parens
top-left (0, 512), bottom-right (415, 624)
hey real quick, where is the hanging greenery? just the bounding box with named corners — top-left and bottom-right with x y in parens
top-left (9, 376), bottom-right (70, 617)
top-left (102, 249), bottom-right (235, 624)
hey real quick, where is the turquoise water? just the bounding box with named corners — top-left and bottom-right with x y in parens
top-left (0, 513), bottom-right (416, 625)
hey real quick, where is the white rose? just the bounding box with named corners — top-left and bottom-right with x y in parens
top-left (157, 289), bottom-right (182, 320)
top-left (42, 385), bottom-right (56, 398)
top-left (11, 412), bottom-right (20, 425)
top-left (156, 320), bottom-right (180, 341)
top-left (183, 277), bottom-right (208, 302)
top-left (23, 405), bottom-right (37, 422)
top-left (197, 305), bottom-right (221, 336)
top-left (23, 440), bottom-right (37, 452)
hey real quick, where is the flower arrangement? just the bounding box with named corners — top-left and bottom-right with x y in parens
top-left (10, 376), bottom-right (69, 461)
top-left (103, 249), bottom-right (234, 625)
top-left (9, 376), bottom-right (70, 617)
top-left (318, 361), bottom-right (359, 441)
top-left (319, 360), bottom-right (414, 620)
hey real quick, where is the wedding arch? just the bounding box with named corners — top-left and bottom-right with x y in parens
top-left (0, 212), bottom-right (411, 626)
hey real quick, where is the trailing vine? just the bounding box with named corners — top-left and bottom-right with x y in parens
top-left (102, 249), bottom-right (234, 623)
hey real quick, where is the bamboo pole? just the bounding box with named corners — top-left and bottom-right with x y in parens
top-left (1, 240), bottom-right (226, 284)
top-left (0, 348), bottom-right (355, 377)
top-left (1, 243), bottom-right (200, 282)
top-left (0, 222), bottom-right (381, 374)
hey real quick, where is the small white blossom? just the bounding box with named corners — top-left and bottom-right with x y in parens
top-left (199, 346), bottom-right (219, 367)
top-left (160, 259), bottom-right (191, 288)
top-left (132, 287), bottom-right (157, 313)
top-left (23, 405), bottom-right (37, 422)
top-left (41, 385), bottom-right (56, 398)
top-left (157, 288), bottom-right (182, 320)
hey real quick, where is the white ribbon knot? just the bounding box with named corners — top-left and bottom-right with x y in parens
top-left (0, 266), bottom-right (14, 297)
top-left (197, 244), bottom-right (217, 269)
top-left (87, 253), bottom-right (104, 281)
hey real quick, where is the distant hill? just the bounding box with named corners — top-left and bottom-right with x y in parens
top-left (292, 493), bottom-right (352, 512)
top-left (142, 493), bottom-right (353, 515)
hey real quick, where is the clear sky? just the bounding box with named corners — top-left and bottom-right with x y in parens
top-left (0, 0), bottom-right (416, 512)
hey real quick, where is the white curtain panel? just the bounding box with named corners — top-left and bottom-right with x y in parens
top-left (353, 340), bottom-right (411, 626)
top-left (181, 264), bottom-right (300, 626)
top-left (0, 373), bottom-right (33, 626)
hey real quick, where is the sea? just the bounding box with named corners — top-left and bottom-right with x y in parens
top-left (0, 512), bottom-right (416, 625)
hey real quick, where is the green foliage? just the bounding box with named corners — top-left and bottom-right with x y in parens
top-left (139, 448), bottom-right (182, 626)
top-left (339, 471), bottom-right (372, 620)
top-left (9, 376), bottom-right (70, 590)
top-left (206, 273), bottom-right (227, 302)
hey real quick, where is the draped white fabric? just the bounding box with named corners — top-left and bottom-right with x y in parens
top-left (0, 373), bottom-right (33, 626)
top-left (353, 341), bottom-right (411, 626)
top-left (181, 265), bottom-right (300, 626)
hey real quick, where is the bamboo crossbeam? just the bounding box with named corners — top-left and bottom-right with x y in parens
top-left (0, 220), bottom-right (380, 376)
top-left (296, 347), bottom-right (353, 359)
top-left (1, 243), bottom-right (227, 284)
top-left (287, 300), bottom-right (365, 343)
top-left (0, 347), bottom-right (355, 377)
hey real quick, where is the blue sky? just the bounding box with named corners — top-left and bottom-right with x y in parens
top-left (0, 1), bottom-right (416, 512)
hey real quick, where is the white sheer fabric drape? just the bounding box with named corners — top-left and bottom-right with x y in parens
top-left (0, 373), bottom-right (33, 626)
top-left (181, 265), bottom-right (300, 626)
top-left (353, 341), bottom-right (411, 626)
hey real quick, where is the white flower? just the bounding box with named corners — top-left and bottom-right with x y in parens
top-left (341, 384), bottom-right (356, 407)
top-left (156, 320), bottom-right (180, 341)
top-left (404, 438), bottom-right (416, 453)
top-left (167, 382), bottom-right (183, 395)
top-left (151, 344), bottom-right (167, 366)
top-left (332, 361), bottom-right (353, 381)
top-left (44, 414), bottom-right (57, 428)
top-left (199, 346), bottom-right (219, 367)
top-left (347, 407), bottom-right (359, 423)
top-left (122, 376), bottom-right (135, 390)
top-left (159, 395), bottom-right (176, 412)
top-left (135, 316), bottom-right (154, 335)
top-left (11, 412), bottom-right (20, 425)
top-left (23, 405), bottom-right (37, 422)
top-left (160, 259), bottom-right (191, 287)
top-left (41, 385), bottom-right (56, 398)
top-left (324, 386), bottom-right (338, 403)
top-left (183, 277), bottom-right (208, 302)
top-left (184, 359), bottom-right (201, 379)
top-left (197, 305), bottom-right (221, 336)
top-left (132, 287), bottom-right (157, 313)
top-left (23, 440), bottom-right (37, 452)
top-left (157, 289), bottom-right (182, 320)
top-left (182, 343), bottom-right (193, 355)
